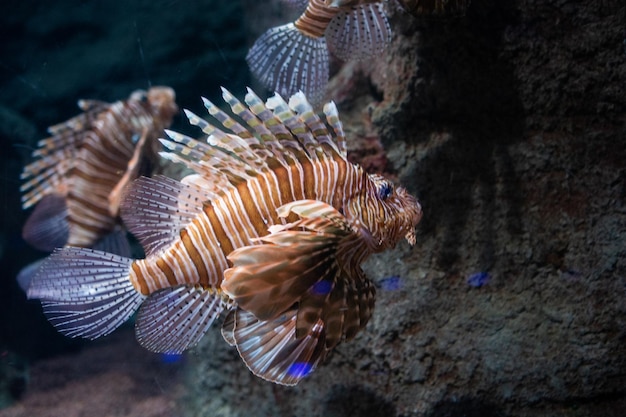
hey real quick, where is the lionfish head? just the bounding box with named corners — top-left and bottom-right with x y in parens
top-left (348, 173), bottom-right (422, 251)
top-left (132, 86), bottom-right (179, 125)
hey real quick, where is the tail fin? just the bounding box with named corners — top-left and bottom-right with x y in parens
top-left (246, 23), bottom-right (329, 106)
top-left (27, 247), bottom-right (145, 339)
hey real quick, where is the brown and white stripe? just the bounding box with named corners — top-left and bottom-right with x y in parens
top-left (294, 0), bottom-right (342, 38)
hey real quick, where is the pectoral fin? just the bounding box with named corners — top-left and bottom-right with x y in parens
top-left (222, 200), bottom-right (353, 322)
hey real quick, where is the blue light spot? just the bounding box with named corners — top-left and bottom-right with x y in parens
top-left (311, 280), bottom-right (332, 295)
top-left (379, 275), bottom-right (402, 291)
top-left (288, 362), bottom-right (313, 379)
top-left (160, 353), bottom-right (183, 364)
top-left (467, 272), bottom-right (490, 288)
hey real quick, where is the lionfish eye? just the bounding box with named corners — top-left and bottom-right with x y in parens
top-left (378, 181), bottom-right (393, 200)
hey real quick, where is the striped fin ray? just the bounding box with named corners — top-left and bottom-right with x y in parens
top-left (120, 175), bottom-right (210, 256)
top-left (246, 22), bottom-right (329, 106)
top-left (268, 92), bottom-right (327, 158)
top-left (264, 93), bottom-right (318, 157)
top-left (47, 101), bottom-right (104, 135)
top-left (159, 131), bottom-right (250, 186)
top-left (221, 88), bottom-right (291, 159)
top-left (218, 87), bottom-right (265, 139)
top-left (231, 308), bottom-right (327, 386)
top-left (200, 96), bottom-right (254, 140)
top-left (325, 3), bottom-right (392, 62)
top-left (288, 92), bottom-right (342, 157)
top-left (191, 95), bottom-right (269, 159)
top-left (194, 96), bottom-right (277, 163)
top-left (242, 88), bottom-right (293, 157)
top-left (27, 247), bottom-right (143, 339)
top-left (135, 286), bottom-right (228, 354)
top-left (322, 101), bottom-right (347, 157)
top-left (206, 133), bottom-right (268, 173)
top-left (244, 88), bottom-right (291, 140)
top-left (21, 137), bottom-right (77, 209)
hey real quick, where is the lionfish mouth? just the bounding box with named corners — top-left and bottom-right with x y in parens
top-left (400, 188), bottom-right (423, 246)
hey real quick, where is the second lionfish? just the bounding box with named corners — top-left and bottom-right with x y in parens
top-left (248, 0), bottom-right (392, 105)
top-left (28, 87), bottom-right (422, 385)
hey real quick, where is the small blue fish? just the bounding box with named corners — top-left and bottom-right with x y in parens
top-left (287, 362), bottom-right (314, 379)
top-left (378, 275), bottom-right (403, 291)
top-left (160, 353), bottom-right (184, 364)
top-left (467, 272), bottom-right (490, 287)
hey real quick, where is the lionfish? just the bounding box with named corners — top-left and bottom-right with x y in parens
top-left (27, 87), bottom-right (422, 385)
top-left (20, 87), bottom-right (178, 253)
top-left (247, 0), bottom-right (392, 105)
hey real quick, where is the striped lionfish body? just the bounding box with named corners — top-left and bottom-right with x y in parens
top-left (20, 87), bottom-right (178, 252)
top-left (247, 0), bottom-right (392, 105)
top-left (28, 88), bottom-right (422, 386)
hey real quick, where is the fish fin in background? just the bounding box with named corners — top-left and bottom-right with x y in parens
top-left (92, 226), bottom-right (132, 258)
top-left (135, 285), bottom-right (228, 354)
top-left (222, 199), bottom-right (356, 323)
top-left (230, 308), bottom-right (327, 386)
top-left (20, 104), bottom-right (99, 210)
top-left (246, 23), bottom-right (329, 106)
top-left (120, 175), bottom-right (209, 256)
top-left (21, 194), bottom-right (69, 252)
top-left (74, 99), bottom-right (110, 116)
top-left (325, 3), bottom-right (392, 61)
top-left (44, 99), bottom-right (105, 137)
top-left (27, 247), bottom-right (144, 339)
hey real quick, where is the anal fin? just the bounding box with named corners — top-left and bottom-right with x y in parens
top-left (135, 285), bottom-right (229, 354)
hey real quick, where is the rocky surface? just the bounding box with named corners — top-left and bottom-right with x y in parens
top-left (0, 0), bottom-right (624, 416)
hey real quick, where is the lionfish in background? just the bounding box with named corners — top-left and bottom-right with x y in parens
top-left (27, 87), bottom-right (422, 385)
top-left (20, 87), bottom-right (178, 254)
top-left (247, 0), bottom-right (392, 105)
